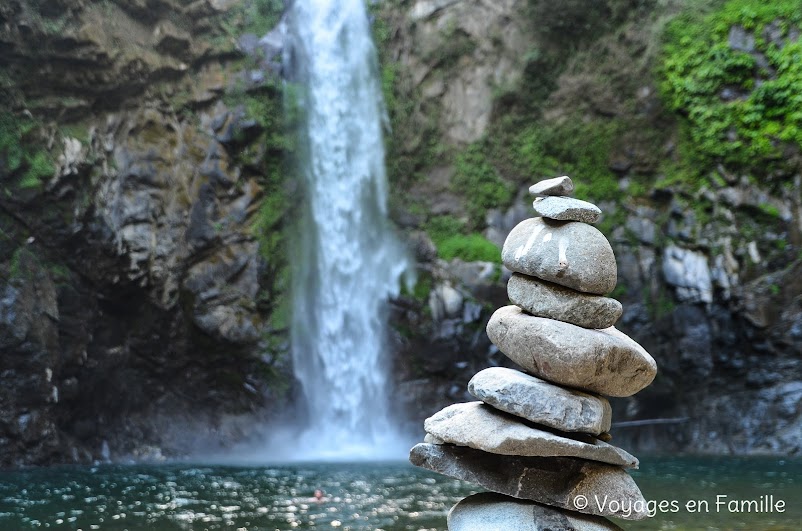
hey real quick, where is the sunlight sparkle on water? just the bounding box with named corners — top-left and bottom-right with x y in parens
top-left (1, 457), bottom-right (801, 530)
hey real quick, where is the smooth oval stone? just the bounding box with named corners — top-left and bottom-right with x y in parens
top-left (424, 402), bottom-right (637, 468)
top-left (508, 273), bottom-right (622, 329)
top-left (486, 305), bottom-right (657, 397)
top-left (502, 218), bottom-right (616, 295)
top-left (469, 367), bottom-right (612, 435)
top-left (448, 493), bottom-right (624, 531)
top-left (533, 196), bottom-right (602, 224)
top-left (409, 443), bottom-right (650, 520)
top-left (529, 176), bottom-right (574, 196)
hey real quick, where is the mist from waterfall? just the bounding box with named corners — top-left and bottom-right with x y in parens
top-left (282, 0), bottom-right (412, 460)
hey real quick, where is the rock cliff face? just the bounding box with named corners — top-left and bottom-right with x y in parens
top-left (0, 0), bottom-right (293, 466)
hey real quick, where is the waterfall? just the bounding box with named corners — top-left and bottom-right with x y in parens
top-left (285, 0), bottom-right (411, 459)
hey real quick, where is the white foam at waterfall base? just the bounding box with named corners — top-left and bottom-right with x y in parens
top-left (275, 0), bottom-right (413, 460)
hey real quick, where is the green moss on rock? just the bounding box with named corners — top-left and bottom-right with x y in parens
top-left (453, 143), bottom-right (514, 226)
top-left (0, 111), bottom-right (55, 191)
top-left (661, 0), bottom-right (802, 173)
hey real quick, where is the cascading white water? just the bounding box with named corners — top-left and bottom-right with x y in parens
top-left (285, 0), bottom-right (411, 459)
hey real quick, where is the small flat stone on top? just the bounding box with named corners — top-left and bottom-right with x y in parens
top-left (508, 273), bottom-right (622, 329)
top-left (424, 402), bottom-right (637, 468)
top-left (448, 492), bottom-right (624, 531)
top-left (469, 367), bottom-right (612, 435)
top-left (529, 176), bottom-right (574, 196)
top-left (409, 443), bottom-right (650, 520)
top-left (533, 196), bottom-right (602, 224)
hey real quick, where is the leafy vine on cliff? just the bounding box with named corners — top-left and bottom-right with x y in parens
top-left (661, 0), bottom-right (802, 174)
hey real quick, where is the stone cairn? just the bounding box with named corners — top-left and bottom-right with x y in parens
top-left (409, 176), bottom-right (658, 530)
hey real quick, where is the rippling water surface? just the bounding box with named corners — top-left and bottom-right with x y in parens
top-left (1, 457), bottom-right (800, 530)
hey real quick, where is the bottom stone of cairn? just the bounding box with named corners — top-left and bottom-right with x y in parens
top-left (448, 492), bottom-right (624, 531)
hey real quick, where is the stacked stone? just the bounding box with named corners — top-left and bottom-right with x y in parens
top-left (409, 176), bottom-right (658, 530)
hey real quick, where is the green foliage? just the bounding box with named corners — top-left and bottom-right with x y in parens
top-left (645, 285), bottom-right (677, 319)
top-left (426, 215), bottom-right (465, 244)
top-left (661, 0), bottom-right (802, 171)
top-left (548, 121), bottom-right (621, 200)
top-left (452, 143), bottom-right (514, 225)
top-left (412, 275), bottom-right (433, 301)
top-left (241, 0), bottom-right (284, 36)
top-left (369, 3), bottom-right (454, 190)
top-left (20, 151), bottom-right (54, 189)
top-left (60, 123), bottom-right (90, 144)
top-left (46, 261), bottom-right (71, 285)
top-left (401, 272), bottom-right (433, 303)
top-left (8, 247), bottom-right (37, 283)
top-left (231, 82), bottom-right (297, 264)
top-left (0, 112), bottom-right (54, 191)
top-left (437, 234), bottom-right (501, 262)
top-left (380, 63), bottom-right (397, 120)
top-left (609, 283), bottom-right (628, 301)
top-left (0, 113), bottom-right (26, 174)
top-left (513, 123), bottom-right (556, 178)
top-left (514, 119), bottom-right (621, 201)
top-left (210, 0), bottom-right (283, 52)
top-left (758, 202), bottom-right (781, 218)
top-left (368, 2), bottom-right (392, 48)
top-left (39, 15), bottom-right (68, 35)
top-left (769, 283), bottom-right (781, 295)
top-left (424, 214), bottom-right (500, 262)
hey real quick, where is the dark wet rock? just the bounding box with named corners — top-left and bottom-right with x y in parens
top-left (409, 443), bottom-right (649, 520)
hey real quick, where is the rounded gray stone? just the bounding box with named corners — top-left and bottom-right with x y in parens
top-left (529, 176), bottom-right (574, 196)
top-left (486, 305), bottom-right (657, 397)
top-left (533, 196), bottom-right (602, 224)
top-left (448, 493), bottom-right (624, 531)
top-left (502, 218), bottom-right (617, 295)
top-left (409, 443), bottom-right (650, 520)
top-left (508, 273), bottom-right (622, 329)
top-left (424, 402), bottom-right (636, 468)
top-left (468, 367), bottom-right (612, 435)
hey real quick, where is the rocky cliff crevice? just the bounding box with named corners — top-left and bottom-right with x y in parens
top-left (0, 0), bottom-right (292, 467)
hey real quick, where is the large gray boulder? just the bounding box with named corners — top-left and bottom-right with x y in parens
top-left (448, 492), bottom-right (624, 531)
top-left (507, 273), bottom-right (622, 329)
top-left (424, 402), bottom-right (636, 467)
top-left (409, 443), bottom-right (650, 520)
top-left (468, 367), bottom-right (612, 435)
top-left (502, 218), bottom-right (616, 295)
top-left (533, 196), bottom-right (602, 224)
top-left (486, 305), bottom-right (657, 397)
